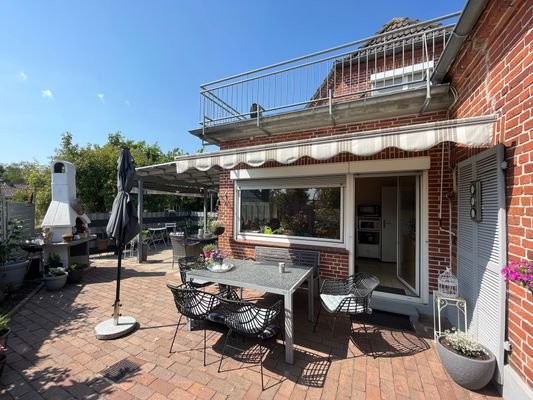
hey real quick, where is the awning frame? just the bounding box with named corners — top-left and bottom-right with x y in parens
top-left (177, 115), bottom-right (496, 174)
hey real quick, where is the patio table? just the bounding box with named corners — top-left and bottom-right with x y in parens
top-left (147, 227), bottom-right (167, 249)
top-left (186, 258), bottom-right (314, 364)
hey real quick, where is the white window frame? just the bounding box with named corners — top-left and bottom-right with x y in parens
top-left (371, 60), bottom-right (434, 95)
top-left (234, 178), bottom-right (345, 248)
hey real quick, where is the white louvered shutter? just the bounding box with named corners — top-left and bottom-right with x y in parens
top-left (457, 144), bottom-right (506, 385)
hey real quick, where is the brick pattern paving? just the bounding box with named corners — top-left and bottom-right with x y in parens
top-left (0, 250), bottom-right (501, 399)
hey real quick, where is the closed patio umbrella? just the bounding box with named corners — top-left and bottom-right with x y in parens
top-left (95, 148), bottom-right (139, 339)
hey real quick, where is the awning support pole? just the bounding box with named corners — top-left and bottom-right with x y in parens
top-left (203, 189), bottom-right (208, 233)
top-left (137, 179), bottom-right (144, 263)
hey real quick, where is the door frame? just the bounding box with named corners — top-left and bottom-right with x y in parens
top-left (351, 171), bottom-right (428, 304)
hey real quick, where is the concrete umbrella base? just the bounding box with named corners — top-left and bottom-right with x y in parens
top-left (95, 316), bottom-right (137, 340)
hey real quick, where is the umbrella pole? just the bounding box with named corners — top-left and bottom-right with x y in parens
top-left (113, 238), bottom-right (123, 325)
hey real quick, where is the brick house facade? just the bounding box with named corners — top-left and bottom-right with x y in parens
top-left (139, 0), bottom-right (530, 396)
top-left (447, 0), bottom-right (532, 392)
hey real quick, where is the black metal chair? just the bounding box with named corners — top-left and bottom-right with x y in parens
top-left (167, 282), bottom-right (236, 365)
top-left (177, 256), bottom-right (213, 289)
top-left (217, 298), bottom-right (284, 390)
top-left (313, 272), bottom-right (380, 334)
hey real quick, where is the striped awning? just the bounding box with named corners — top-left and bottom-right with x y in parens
top-left (176, 116), bottom-right (495, 174)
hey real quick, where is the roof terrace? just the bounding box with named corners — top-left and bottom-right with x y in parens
top-left (193, 12), bottom-right (460, 144)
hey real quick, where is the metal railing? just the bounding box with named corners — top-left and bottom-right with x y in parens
top-left (199, 12), bottom-right (460, 130)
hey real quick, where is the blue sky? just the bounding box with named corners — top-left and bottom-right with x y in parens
top-left (0, 0), bottom-right (465, 164)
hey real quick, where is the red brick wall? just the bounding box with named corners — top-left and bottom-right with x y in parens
top-left (447, 0), bottom-right (532, 388)
top-left (215, 112), bottom-right (462, 284)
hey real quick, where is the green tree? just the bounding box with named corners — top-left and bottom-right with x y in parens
top-left (53, 132), bottom-right (200, 213)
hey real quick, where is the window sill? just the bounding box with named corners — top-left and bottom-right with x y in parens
top-left (231, 238), bottom-right (349, 254)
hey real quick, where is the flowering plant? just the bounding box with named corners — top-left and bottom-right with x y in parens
top-left (202, 244), bottom-right (225, 265)
top-left (442, 329), bottom-right (487, 359)
top-left (501, 260), bottom-right (533, 290)
top-left (0, 345), bottom-right (5, 355)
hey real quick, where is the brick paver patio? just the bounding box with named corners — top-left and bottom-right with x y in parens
top-left (1, 249), bottom-right (501, 399)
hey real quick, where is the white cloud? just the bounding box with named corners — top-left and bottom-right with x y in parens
top-left (17, 71), bottom-right (27, 81)
top-left (97, 93), bottom-right (105, 103)
top-left (41, 89), bottom-right (53, 99)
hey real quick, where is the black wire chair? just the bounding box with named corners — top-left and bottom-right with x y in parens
top-left (167, 282), bottom-right (237, 365)
top-left (177, 256), bottom-right (213, 289)
top-left (217, 298), bottom-right (284, 390)
top-left (313, 272), bottom-right (380, 334)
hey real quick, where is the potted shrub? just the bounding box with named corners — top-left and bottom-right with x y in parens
top-left (209, 219), bottom-right (225, 236)
top-left (140, 230), bottom-right (149, 261)
top-left (0, 313), bottom-right (10, 347)
top-left (0, 219), bottom-right (30, 291)
top-left (67, 263), bottom-right (86, 283)
top-left (437, 329), bottom-right (496, 390)
top-left (42, 253), bottom-right (68, 291)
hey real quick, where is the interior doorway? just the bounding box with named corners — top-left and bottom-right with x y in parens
top-left (354, 175), bottom-right (420, 297)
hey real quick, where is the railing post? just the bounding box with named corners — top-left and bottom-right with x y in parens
top-left (328, 89), bottom-right (333, 116)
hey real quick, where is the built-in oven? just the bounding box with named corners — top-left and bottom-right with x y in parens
top-left (357, 204), bottom-right (381, 217)
top-left (358, 218), bottom-right (380, 231)
top-left (358, 231), bottom-right (380, 245)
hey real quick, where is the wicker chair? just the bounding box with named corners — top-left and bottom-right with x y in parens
top-left (177, 256), bottom-right (213, 289)
top-left (167, 283), bottom-right (237, 365)
top-left (170, 234), bottom-right (202, 268)
top-left (313, 272), bottom-right (380, 334)
top-left (217, 298), bottom-right (284, 390)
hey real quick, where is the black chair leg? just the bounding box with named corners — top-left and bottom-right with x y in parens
top-left (260, 345), bottom-right (266, 391)
top-left (203, 326), bottom-right (207, 366)
top-left (313, 306), bottom-right (322, 333)
top-left (169, 314), bottom-right (183, 353)
top-left (218, 329), bottom-right (232, 373)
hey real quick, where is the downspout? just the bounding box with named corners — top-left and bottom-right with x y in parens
top-left (438, 143), bottom-right (457, 268)
top-left (431, 0), bottom-right (489, 83)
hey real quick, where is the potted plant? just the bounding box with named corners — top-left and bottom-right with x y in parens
top-left (437, 329), bottom-right (496, 390)
top-left (202, 244), bottom-right (224, 265)
top-left (209, 219), bottom-right (225, 236)
top-left (67, 263), bottom-right (86, 283)
top-left (42, 253), bottom-right (68, 291)
top-left (140, 230), bottom-right (149, 261)
top-left (0, 313), bottom-right (10, 347)
top-left (502, 260), bottom-right (533, 292)
top-left (0, 219), bottom-right (30, 291)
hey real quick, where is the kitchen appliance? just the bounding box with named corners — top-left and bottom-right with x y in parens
top-left (358, 218), bottom-right (381, 231)
top-left (357, 204), bottom-right (381, 217)
top-left (356, 216), bottom-right (381, 259)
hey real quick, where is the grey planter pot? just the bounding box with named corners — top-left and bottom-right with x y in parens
top-left (141, 243), bottom-right (148, 261)
top-left (437, 335), bottom-right (496, 390)
top-left (42, 273), bottom-right (68, 291)
top-left (67, 269), bottom-right (83, 284)
top-left (0, 260), bottom-right (30, 291)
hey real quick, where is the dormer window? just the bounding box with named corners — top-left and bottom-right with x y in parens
top-left (371, 60), bottom-right (434, 95)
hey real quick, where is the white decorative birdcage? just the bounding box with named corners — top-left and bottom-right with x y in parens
top-left (438, 267), bottom-right (458, 298)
